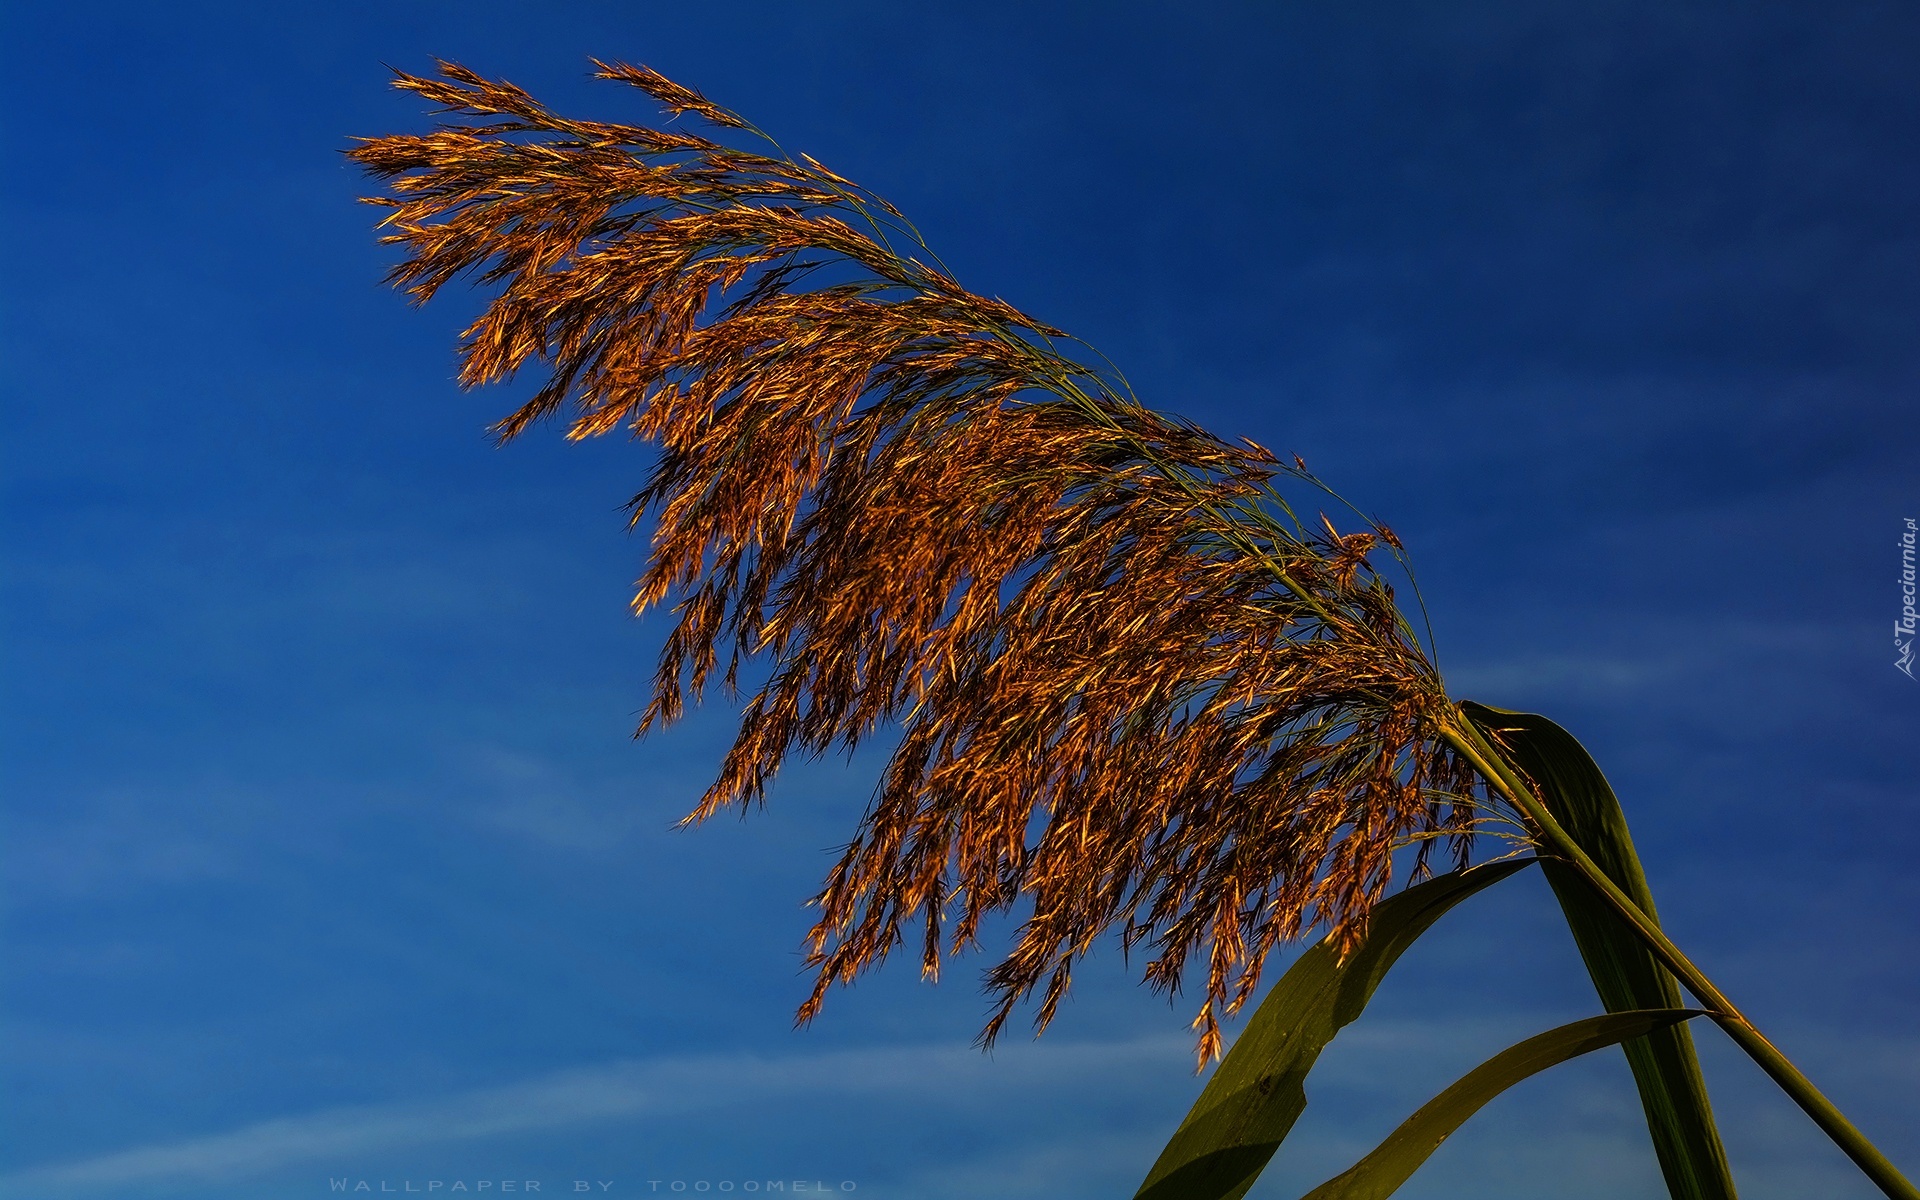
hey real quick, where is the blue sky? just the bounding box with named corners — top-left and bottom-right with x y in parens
top-left (1, 3), bottom-right (1916, 1198)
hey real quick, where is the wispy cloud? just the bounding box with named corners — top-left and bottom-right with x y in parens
top-left (0, 1036), bottom-right (1192, 1195)
top-left (2, 787), bottom-right (255, 902)
top-left (7, 1002), bottom-right (1911, 1200)
top-left (1445, 618), bottom-right (1862, 706)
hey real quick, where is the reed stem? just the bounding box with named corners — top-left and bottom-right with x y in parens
top-left (1438, 710), bottom-right (1918, 1200)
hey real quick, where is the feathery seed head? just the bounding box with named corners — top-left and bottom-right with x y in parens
top-left (354, 62), bottom-right (1494, 1062)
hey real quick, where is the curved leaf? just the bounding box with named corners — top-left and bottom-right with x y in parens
top-left (1463, 701), bottom-right (1738, 1200)
top-left (1134, 859), bottom-right (1532, 1200)
top-left (1299, 1008), bottom-right (1707, 1200)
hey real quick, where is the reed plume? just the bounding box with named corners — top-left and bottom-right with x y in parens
top-left (352, 63), bottom-right (1920, 1200)
top-left (352, 60), bottom-right (1503, 1060)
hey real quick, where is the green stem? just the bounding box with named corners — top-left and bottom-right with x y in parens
top-left (1440, 709), bottom-right (1919, 1200)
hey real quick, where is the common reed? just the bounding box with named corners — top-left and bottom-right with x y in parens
top-left (354, 62), bottom-right (1915, 1199)
top-left (350, 60), bottom-right (1495, 1061)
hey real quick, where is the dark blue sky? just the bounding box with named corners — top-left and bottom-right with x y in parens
top-left (2, 4), bottom-right (1916, 1198)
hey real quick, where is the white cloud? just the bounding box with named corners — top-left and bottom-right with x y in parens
top-left (0, 1036), bottom-right (1192, 1195)
top-left (8, 1016), bottom-right (1910, 1200)
top-left (1444, 617), bottom-right (1861, 708)
top-left (3, 788), bottom-right (252, 901)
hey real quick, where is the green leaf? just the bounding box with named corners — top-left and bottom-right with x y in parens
top-left (1462, 701), bottom-right (1738, 1200)
top-left (1297, 1008), bottom-right (1707, 1200)
top-left (1133, 859), bottom-right (1532, 1200)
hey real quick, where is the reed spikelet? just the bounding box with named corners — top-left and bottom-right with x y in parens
top-left (352, 61), bottom-right (1496, 1061)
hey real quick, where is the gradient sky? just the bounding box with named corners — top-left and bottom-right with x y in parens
top-left (2, 4), bottom-right (1917, 1198)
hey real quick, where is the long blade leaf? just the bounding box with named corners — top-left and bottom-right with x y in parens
top-left (1298, 1008), bottom-right (1707, 1200)
top-left (1134, 859), bottom-right (1531, 1200)
top-left (1462, 701), bottom-right (1738, 1200)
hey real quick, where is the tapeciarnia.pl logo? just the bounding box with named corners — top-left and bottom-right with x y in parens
top-left (1898, 517), bottom-right (1917, 679)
